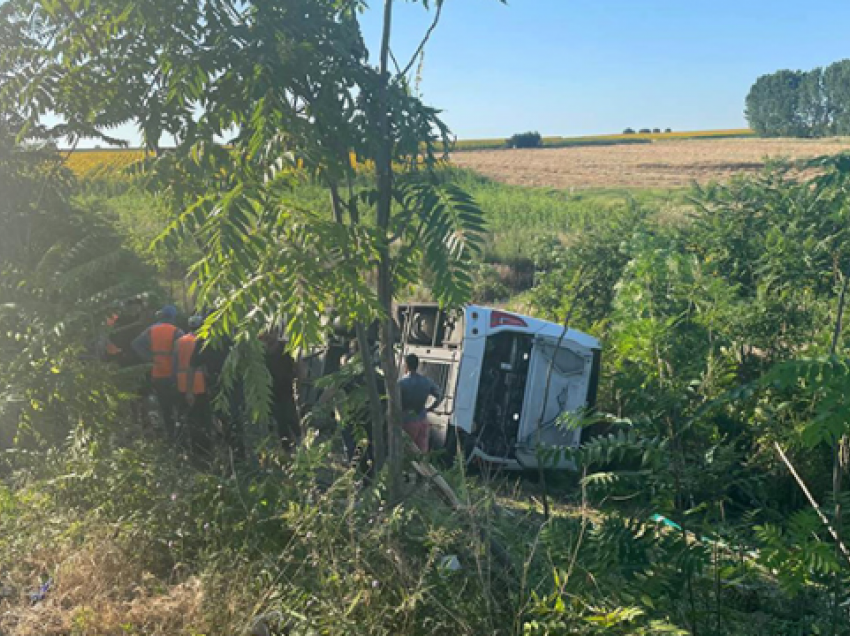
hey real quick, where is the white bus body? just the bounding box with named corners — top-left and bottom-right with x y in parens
top-left (398, 304), bottom-right (601, 470)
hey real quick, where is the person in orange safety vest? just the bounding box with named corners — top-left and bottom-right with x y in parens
top-left (175, 316), bottom-right (212, 459)
top-left (132, 305), bottom-right (184, 439)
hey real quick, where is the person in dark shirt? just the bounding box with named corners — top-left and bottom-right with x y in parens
top-left (175, 316), bottom-right (213, 461)
top-left (131, 305), bottom-right (184, 439)
top-left (262, 333), bottom-right (302, 451)
top-left (191, 334), bottom-right (245, 462)
top-left (398, 353), bottom-right (442, 452)
top-left (107, 299), bottom-right (146, 368)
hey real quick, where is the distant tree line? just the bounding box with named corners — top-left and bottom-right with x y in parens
top-left (507, 131), bottom-right (542, 148)
top-left (623, 128), bottom-right (672, 134)
top-left (746, 59), bottom-right (850, 137)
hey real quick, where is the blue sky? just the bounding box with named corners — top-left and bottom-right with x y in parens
top-left (358, 0), bottom-right (850, 139)
top-left (72, 0), bottom-right (850, 146)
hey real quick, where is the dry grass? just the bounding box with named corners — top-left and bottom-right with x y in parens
top-left (454, 128), bottom-right (754, 151)
top-left (555, 128), bottom-right (754, 141)
top-left (0, 535), bottom-right (208, 636)
top-left (451, 137), bottom-right (850, 189)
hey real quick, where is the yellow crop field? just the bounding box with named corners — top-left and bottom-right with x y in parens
top-left (562, 128), bottom-right (753, 142)
top-left (453, 129), bottom-right (755, 151)
top-left (64, 130), bottom-right (757, 184)
top-left (65, 148), bottom-right (367, 179)
top-left (65, 149), bottom-right (148, 180)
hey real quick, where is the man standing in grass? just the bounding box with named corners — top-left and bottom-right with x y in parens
top-left (176, 316), bottom-right (212, 459)
top-left (398, 354), bottom-right (442, 453)
top-left (132, 305), bottom-right (184, 440)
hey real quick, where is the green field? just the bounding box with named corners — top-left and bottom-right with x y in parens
top-left (440, 167), bottom-right (686, 265)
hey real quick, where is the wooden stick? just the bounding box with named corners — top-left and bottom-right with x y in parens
top-left (774, 442), bottom-right (850, 566)
top-left (410, 460), bottom-right (464, 510)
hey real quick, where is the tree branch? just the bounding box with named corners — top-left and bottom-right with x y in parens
top-left (54, 0), bottom-right (98, 55)
top-left (774, 442), bottom-right (850, 567)
top-left (399, 0), bottom-right (443, 79)
top-left (534, 265), bottom-right (588, 521)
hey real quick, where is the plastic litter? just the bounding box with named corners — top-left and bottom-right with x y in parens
top-left (29, 579), bottom-right (51, 604)
top-left (440, 555), bottom-right (461, 571)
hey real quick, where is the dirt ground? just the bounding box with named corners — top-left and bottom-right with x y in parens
top-left (451, 138), bottom-right (850, 189)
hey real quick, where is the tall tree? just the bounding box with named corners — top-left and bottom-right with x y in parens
top-left (745, 69), bottom-right (806, 137)
top-left (823, 60), bottom-right (850, 136)
top-left (1, 0), bottom-right (487, 487)
top-left (746, 60), bottom-right (850, 138)
top-left (799, 67), bottom-right (828, 137)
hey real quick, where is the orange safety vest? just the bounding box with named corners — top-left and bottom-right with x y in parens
top-left (176, 333), bottom-right (205, 394)
top-left (150, 323), bottom-right (180, 379)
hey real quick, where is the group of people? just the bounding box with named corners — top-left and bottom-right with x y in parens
top-left (102, 300), bottom-right (444, 464)
top-left (102, 302), bottom-right (301, 463)
top-left (126, 305), bottom-right (213, 457)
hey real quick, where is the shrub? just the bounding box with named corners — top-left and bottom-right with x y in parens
top-left (664, 128), bottom-right (672, 133)
top-left (638, 128), bottom-right (651, 134)
top-left (622, 128), bottom-right (635, 135)
top-left (529, 204), bottom-right (647, 330)
top-left (506, 131), bottom-right (543, 149)
top-left (471, 263), bottom-right (510, 303)
top-left (0, 132), bottom-right (158, 448)
top-left (652, 128), bottom-right (661, 133)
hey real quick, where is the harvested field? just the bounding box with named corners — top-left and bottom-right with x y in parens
top-left (451, 138), bottom-right (850, 189)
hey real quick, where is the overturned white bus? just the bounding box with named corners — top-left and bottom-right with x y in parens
top-left (397, 304), bottom-right (601, 470)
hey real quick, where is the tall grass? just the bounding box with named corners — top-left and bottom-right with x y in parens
top-left (441, 168), bottom-right (687, 265)
top-left (77, 163), bottom-right (689, 292)
top-left (0, 435), bottom-right (565, 635)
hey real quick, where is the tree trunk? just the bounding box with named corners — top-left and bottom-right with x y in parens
top-left (329, 184), bottom-right (387, 472)
top-left (376, 0), bottom-right (403, 498)
top-left (356, 323), bottom-right (387, 472)
top-left (830, 272), bottom-right (848, 636)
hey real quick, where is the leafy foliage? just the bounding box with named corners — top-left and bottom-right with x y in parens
top-left (1, 0), bottom-right (488, 437)
top-left (507, 131), bottom-right (543, 149)
top-left (520, 157), bottom-right (850, 632)
top-left (0, 124), bottom-right (156, 448)
top-left (3, 1), bottom-right (850, 633)
top-left (746, 59), bottom-right (850, 137)
top-left (529, 200), bottom-right (647, 332)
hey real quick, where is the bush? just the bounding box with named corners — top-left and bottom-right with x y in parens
top-left (638, 128), bottom-right (651, 134)
top-left (529, 204), bottom-right (647, 331)
top-left (471, 263), bottom-right (510, 303)
top-left (0, 130), bottom-right (158, 448)
top-left (622, 128), bottom-right (635, 135)
top-left (664, 128), bottom-right (672, 133)
top-left (652, 128), bottom-right (661, 133)
top-left (506, 131), bottom-right (542, 149)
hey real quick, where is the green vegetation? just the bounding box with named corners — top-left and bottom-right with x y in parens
top-left (747, 59), bottom-right (850, 137)
top-left (507, 131), bottom-right (543, 149)
top-left (440, 168), bottom-right (687, 269)
top-left (0, 121), bottom-right (159, 450)
top-left (5, 0), bottom-right (493, 491)
top-left (3, 0), bottom-right (850, 634)
top-left (7, 138), bottom-right (850, 632)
